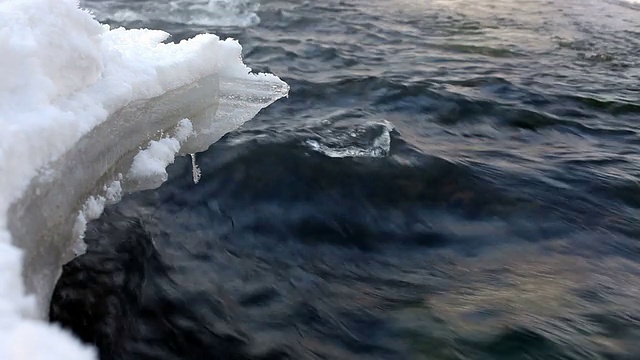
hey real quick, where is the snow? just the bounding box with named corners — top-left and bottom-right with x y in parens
top-left (128, 118), bottom-right (194, 190)
top-left (71, 179), bottom-right (123, 257)
top-left (0, 0), bottom-right (288, 359)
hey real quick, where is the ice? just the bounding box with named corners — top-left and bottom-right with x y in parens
top-left (0, 0), bottom-right (288, 359)
top-left (71, 179), bottom-right (123, 257)
top-left (190, 154), bottom-right (202, 184)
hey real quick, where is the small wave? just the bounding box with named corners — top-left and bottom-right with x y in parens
top-left (304, 120), bottom-right (394, 158)
top-left (81, 0), bottom-right (260, 28)
top-left (618, 0), bottom-right (640, 5)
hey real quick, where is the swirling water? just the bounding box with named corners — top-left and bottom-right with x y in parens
top-left (51, 0), bottom-right (640, 359)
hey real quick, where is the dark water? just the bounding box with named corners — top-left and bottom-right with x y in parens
top-left (51, 0), bottom-right (640, 359)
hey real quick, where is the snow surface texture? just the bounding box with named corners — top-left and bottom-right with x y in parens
top-left (127, 118), bottom-right (195, 191)
top-left (0, 0), bottom-right (288, 359)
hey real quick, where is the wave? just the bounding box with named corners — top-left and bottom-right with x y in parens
top-left (304, 120), bottom-right (394, 158)
top-left (80, 0), bottom-right (261, 28)
top-left (0, 0), bottom-right (287, 359)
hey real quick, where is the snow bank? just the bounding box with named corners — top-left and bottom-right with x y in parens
top-left (0, 0), bottom-right (288, 359)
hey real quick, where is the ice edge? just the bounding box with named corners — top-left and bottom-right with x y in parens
top-left (0, 0), bottom-right (289, 358)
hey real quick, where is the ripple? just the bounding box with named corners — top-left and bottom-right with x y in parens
top-left (81, 0), bottom-right (260, 28)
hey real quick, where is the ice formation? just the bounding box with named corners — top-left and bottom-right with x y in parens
top-left (0, 0), bottom-right (288, 359)
top-left (618, 0), bottom-right (640, 7)
top-left (127, 118), bottom-right (194, 191)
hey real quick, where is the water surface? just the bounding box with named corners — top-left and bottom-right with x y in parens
top-left (52, 0), bottom-right (640, 358)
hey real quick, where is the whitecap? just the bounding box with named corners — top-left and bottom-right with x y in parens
top-left (305, 120), bottom-right (395, 158)
top-left (82, 0), bottom-right (261, 28)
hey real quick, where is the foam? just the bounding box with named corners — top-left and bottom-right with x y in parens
top-left (305, 121), bottom-right (394, 158)
top-left (0, 0), bottom-right (288, 358)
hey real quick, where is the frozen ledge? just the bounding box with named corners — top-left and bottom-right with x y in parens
top-left (0, 0), bottom-right (288, 358)
top-left (8, 73), bottom-right (221, 318)
top-left (5, 69), bottom-right (287, 360)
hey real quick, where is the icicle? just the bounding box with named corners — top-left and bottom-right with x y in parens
top-left (190, 153), bottom-right (201, 184)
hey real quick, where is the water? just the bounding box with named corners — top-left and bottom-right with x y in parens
top-left (51, 0), bottom-right (640, 359)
